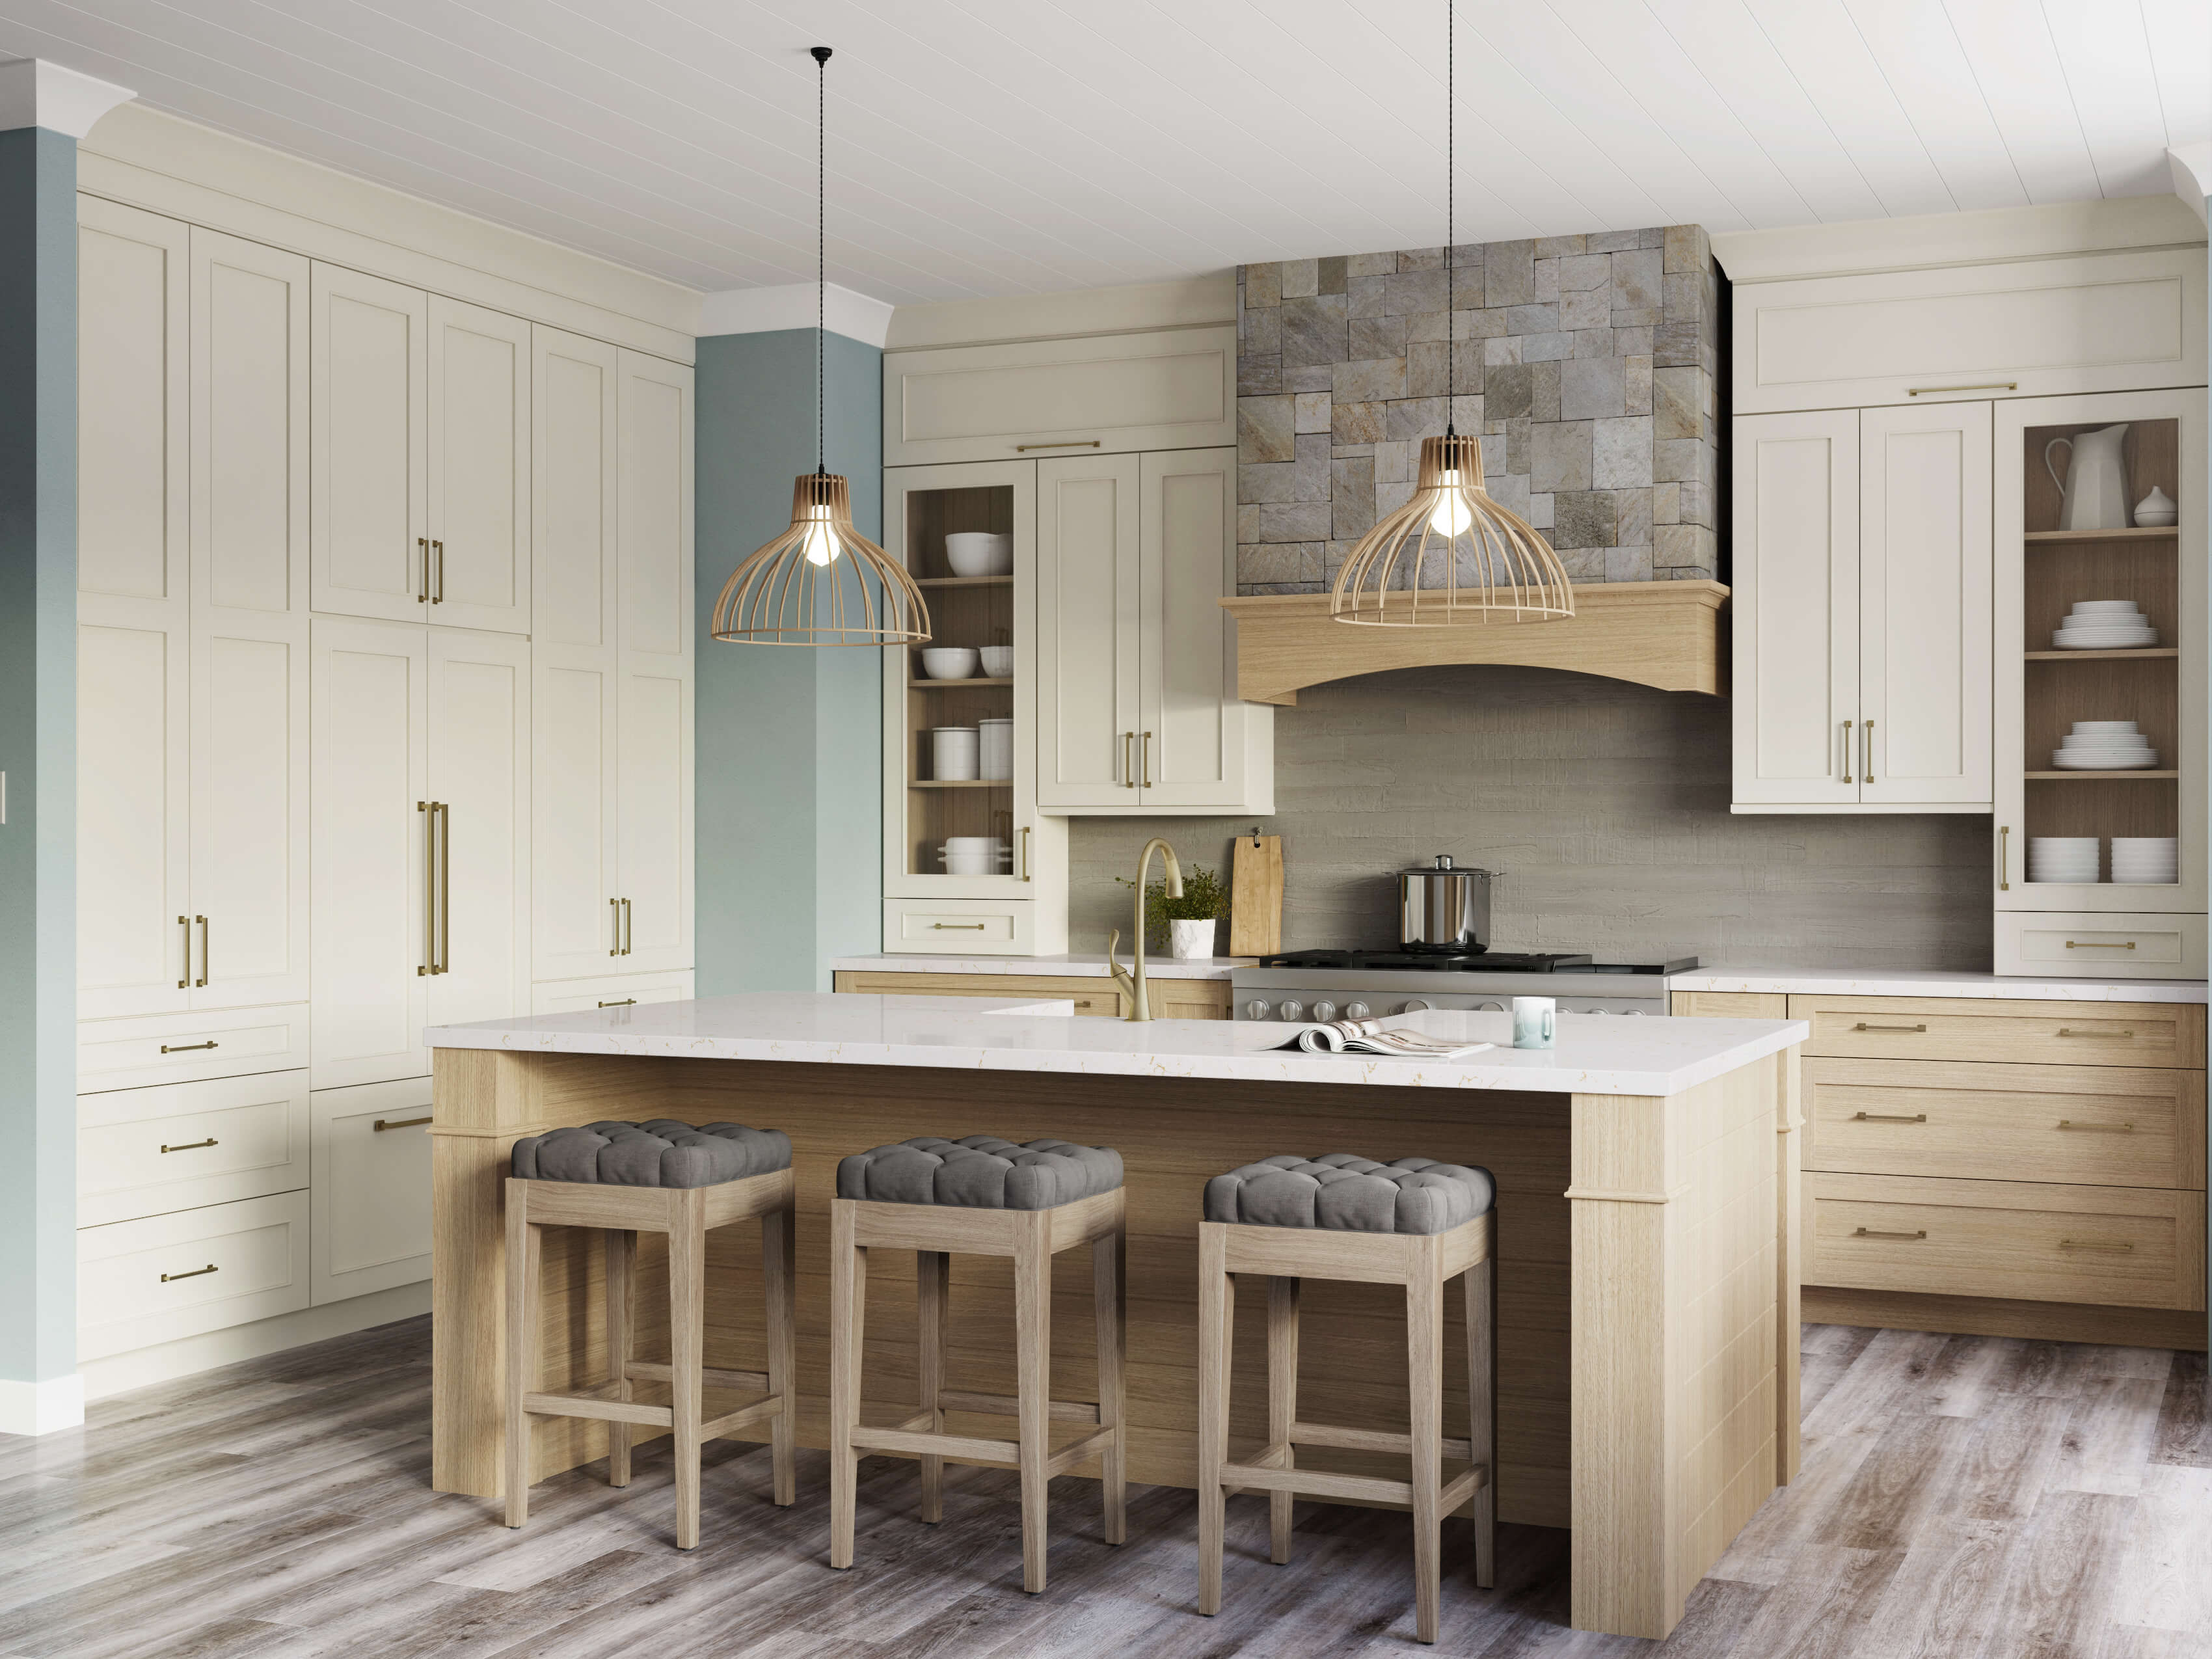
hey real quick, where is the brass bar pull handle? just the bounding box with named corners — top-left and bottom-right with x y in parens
top-left (373, 1116), bottom-right (431, 1132)
top-left (1852, 1228), bottom-right (1927, 1241)
top-left (195, 916), bottom-right (209, 988)
top-left (420, 803), bottom-right (437, 975)
top-left (431, 539), bottom-right (444, 604)
top-left (1122, 732), bottom-right (1135, 788)
top-left (598, 999), bottom-right (636, 1008)
top-left (1020, 824), bottom-right (1032, 882)
top-left (160, 1041), bottom-right (218, 1054)
top-left (437, 802), bottom-right (451, 973)
top-left (1840, 720), bottom-right (1853, 783)
top-left (1999, 824), bottom-right (2010, 891)
top-left (2066, 940), bottom-right (2137, 950)
top-left (1142, 731), bottom-right (1153, 789)
top-left (1863, 719), bottom-right (1874, 785)
top-left (1013, 439), bottom-right (1101, 452)
top-left (2059, 1238), bottom-right (2133, 1252)
top-left (2058, 1120), bottom-right (2135, 1132)
top-left (159, 1139), bottom-right (217, 1153)
top-left (417, 537), bottom-right (429, 602)
top-left (2057, 1029), bottom-right (2133, 1040)
top-left (161, 1263), bottom-right (218, 1282)
top-left (931, 923), bottom-right (987, 930)
top-left (609, 897), bottom-right (621, 957)
top-left (178, 915), bottom-right (191, 989)
top-left (1853, 1022), bottom-right (1928, 1033)
top-left (1906, 381), bottom-right (2017, 396)
top-left (621, 897), bottom-right (632, 956)
top-left (1852, 1112), bottom-right (1927, 1123)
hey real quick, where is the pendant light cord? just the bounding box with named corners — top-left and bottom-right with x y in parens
top-left (812, 46), bottom-right (830, 478)
top-left (1444, 0), bottom-right (1454, 438)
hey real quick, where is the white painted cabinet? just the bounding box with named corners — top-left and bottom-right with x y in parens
top-left (427, 630), bottom-right (532, 1029)
top-left (312, 264), bottom-right (428, 623)
top-left (1036, 452), bottom-right (1141, 807)
top-left (531, 325), bottom-right (619, 653)
top-left (309, 1079), bottom-right (433, 1304)
top-left (1732, 407), bottom-right (1991, 813)
top-left (426, 297), bottom-right (532, 633)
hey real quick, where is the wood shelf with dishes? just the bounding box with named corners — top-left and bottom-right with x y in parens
top-left (1995, 393), bottom-right (2207, 977)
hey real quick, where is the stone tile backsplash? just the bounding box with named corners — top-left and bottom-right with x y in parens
top-left (1235, 228), bottom-right (1718, 595)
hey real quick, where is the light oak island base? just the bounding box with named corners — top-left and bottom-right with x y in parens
top-left (429, 1045), bottom-right (1800, 1639)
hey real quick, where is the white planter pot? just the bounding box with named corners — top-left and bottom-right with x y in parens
top-left (1168, 919), bottom-right (1217, 960)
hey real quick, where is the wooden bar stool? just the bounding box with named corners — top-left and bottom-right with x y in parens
top-left (1196, 1154), bottom-right (1497, 1645)
top-left (504, 1119), bottom-right (797, 1549)
top-left (828, 1135), bottom-right (1127, 1593)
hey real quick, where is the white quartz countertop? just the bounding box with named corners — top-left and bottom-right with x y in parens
top-left (1675, 967), bottom-right (2208, 1003)
top-left (830, 954), bottom-right (1250, 981)
top-left (425, 993), bottom-right (1807, 1098)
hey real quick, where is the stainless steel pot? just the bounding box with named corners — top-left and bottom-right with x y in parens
top-left (1397, 855), bottom-right (1495, 953)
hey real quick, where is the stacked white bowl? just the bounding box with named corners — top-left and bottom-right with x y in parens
top-left (2112, 837), bottom-right (2179, 884)
top-left (2053, 720), bottom-right (2158, 770)
top-left (945, 533), bottom-right (1014, 576)
top-left (2053, 600), bottom-right (2157, 650)
top-left (937, 836), bottom-right (1010, 875)
top-left (2027, 837), bottom-right (2099, 883)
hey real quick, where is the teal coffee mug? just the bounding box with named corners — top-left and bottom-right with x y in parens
top-left (1511, 996), bottom-right (1556, 1051)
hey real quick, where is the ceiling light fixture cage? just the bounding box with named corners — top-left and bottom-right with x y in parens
top-left (1329, 1), bottom-right (1573, 629)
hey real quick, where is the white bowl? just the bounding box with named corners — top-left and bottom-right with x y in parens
top-left (945, 533), bottom-right (1013, 577)
top-left (979, 646), bottom-right (1014, 678)
top-left (919, 647), bottom-right (979, 680)
top-left (943, 835), bottom-right (1006, 852)
top-left (2070, 721), bottom-right (2140, 733)
top-left (2070, 600), bottom-right (2142, 613)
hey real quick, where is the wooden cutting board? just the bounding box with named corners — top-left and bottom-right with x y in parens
top-left (1228, 833), bottom-right (1283, 957)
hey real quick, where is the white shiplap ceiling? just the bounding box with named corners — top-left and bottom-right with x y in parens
top-left (5, 0), bottom-right (2207, 305)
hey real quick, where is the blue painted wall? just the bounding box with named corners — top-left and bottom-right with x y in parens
top-left (0, 126), bottom-right (79, 1394)
top-left (694, 328), bottom-right (884, 991)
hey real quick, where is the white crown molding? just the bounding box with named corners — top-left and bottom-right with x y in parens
top-left (699, 281), bottom-right (895, 347)
top-left (2171, 146), bottom-right (2212, 228)
top-left (884, 271), bottom-right (1235, 351)
top-left (0, 57), bottom-right (135, 138)
top-left (0, 1371), bottom-right (84, 1435)
top-left (1714, 195), bottom-right (2206, 284)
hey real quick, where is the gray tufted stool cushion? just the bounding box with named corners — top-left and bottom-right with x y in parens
top-left (1205, 1154), bottom-right (1494, 1235)
top-left (511, 1120), bottom-right (792, 1188)
top-left (838, 1135), bottom-right (1122, 1210)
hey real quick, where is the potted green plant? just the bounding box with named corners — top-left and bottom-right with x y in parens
top-left (1117, 863), bottom-right (1230, 959)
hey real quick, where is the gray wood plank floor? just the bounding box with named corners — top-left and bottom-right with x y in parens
top-left (2, 1318), bottom-right (2205, 1657)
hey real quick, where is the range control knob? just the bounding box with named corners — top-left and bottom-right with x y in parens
top-left (1589, 1007), bottom-right (1612, 1015)
top-left (1476, 1001), bottom-right (1505, 1012)
top-left (1278, 999), bottom-right (1304, 1021)
top-left (1625, 1008), bottom-right (1647, 1016)
top-left (1345, 1001), bottom-right (1371, 1020)
top-left (1399, 999), bottom-right (1431, 1014)
top-left (1245, 999), bottom-right (1271, 1021)
top-left (1311, 1000), bottom-right (1337, 1022)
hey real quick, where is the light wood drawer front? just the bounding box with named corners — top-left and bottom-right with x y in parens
top-left (77, 1191), bottom-right (312, 1360)
top-left (77, 1070), bottom-right (312, 1228)
top-left (1803, 1059), bottom-right (2204, 1189)
top-left (77, 1003), bottom-right (311, 1093)
top-left (839, 972), bottom-right (1124, 1018)
top-left (1996, 915), bottom-right (2207, 981)
top-left (1790, 995), bottom-right (2205, 1068)
top-left (1805, 1173), bottom-right (2205, 1311)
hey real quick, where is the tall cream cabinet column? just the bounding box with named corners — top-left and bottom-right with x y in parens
top-left (311, 265), bottom-right (427, 624)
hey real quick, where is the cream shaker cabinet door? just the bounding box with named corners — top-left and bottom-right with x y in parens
top-left (1137, 448), bottom-right (1243, 809)
top-left (1733, 411), bottom-right (1862, 807)
top-left (532, 647), bottom-right (620, 980)
top-left (427, 630), bottom-right (531, 1029)
top-left (311, 264), bottom-right (428, 623)
top-left (310, 619), bottom-right (429, 1089)
top-left (310, 1079), bottom-right (431, 1304)
top-left (1035, 452), bottom-right (1142, 807)
top-left (1859, 402), bottom-right (1992, 807)
top-left (617, 350), bottom-right (692, 675)
top-left (615, 665), bottom-right (693, 973)
top-left (427, 297), bottom-right (530, 634)
top-left (532, 326), bottom-right (619, 651)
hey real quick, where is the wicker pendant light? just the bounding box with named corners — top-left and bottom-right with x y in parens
top-left (711, 47), bottom-right (930, 649)
top-left (1329, 3), bottom-right (1572, 629)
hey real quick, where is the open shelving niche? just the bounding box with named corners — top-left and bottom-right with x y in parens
top-left (2018, 417), bottom-right (2180, 884)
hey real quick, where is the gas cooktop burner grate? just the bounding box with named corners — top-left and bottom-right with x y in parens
top-left (1250, 951), bottom-right (1699, 975)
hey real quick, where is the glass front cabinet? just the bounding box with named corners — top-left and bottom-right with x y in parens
top-left (1994, 390), bottom-right (2207, 977)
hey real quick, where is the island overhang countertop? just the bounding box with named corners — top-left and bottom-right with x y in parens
top-left (423, 991), bottom-right (1807, 1099)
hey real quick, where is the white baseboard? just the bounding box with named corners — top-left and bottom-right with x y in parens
top-left (80, 1280), bottom-right (431, 1403)
top-left (0, 1373), bottom-right (86, 1436)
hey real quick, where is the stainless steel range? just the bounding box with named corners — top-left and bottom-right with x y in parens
top-left (1230, 950), bottom-right (1699, 1023)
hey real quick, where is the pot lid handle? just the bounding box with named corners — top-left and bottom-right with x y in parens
top-left (1434, 854), bottom-right (1453, 869)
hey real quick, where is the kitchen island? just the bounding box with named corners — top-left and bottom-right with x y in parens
top-left (424, 994), bottom-right (1807, 1640)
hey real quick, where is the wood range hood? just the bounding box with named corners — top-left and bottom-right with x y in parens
top-left (1218, 579), bottom-right (1729, 705)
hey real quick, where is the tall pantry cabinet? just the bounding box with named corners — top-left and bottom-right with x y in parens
top-left (73, 193), bottom-right (694, 1386)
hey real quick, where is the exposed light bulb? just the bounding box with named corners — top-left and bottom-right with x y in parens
top-left (1428, 468), bottom-right (1473, 538)
top-left (801, 506), bottom-right (842, 567)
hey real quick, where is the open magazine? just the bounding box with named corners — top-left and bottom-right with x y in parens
top-left (1272, 1012), bottom-right (1493, 1060)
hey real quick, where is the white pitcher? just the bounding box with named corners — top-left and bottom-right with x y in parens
top-left (2045, 424), bottom-right (2131, 531)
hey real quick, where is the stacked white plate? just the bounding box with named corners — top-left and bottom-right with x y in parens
top-left (2053, 600), bottom-right (2157, 650)
top-left (2112, 837), bottom-right (2179, 885)
top-left (2053, 720), bottom-right (2159, 770)
top-left (2027, 837), bottom-right (2099, 883)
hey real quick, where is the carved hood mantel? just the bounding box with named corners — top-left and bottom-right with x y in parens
top-left (1218, 580), bottom-right (1728, 704)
